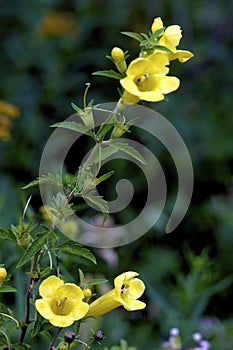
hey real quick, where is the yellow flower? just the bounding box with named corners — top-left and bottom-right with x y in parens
top-left (86, 271), bottom-right (146, 318)
top-left (0, 267), bottom-right (7, 286)
top-left (151, 17), bottom-right (194, 63)
top-left (38, 11), bottom-right (77, 37)
top-left (0, 100), bottom-right (20, 119)
top-left (120, 53), bottom-right (180, 103)
top-left (0, 100), bottom-right (20, 141)
top-left (35, 276), bottom-right (89, 327)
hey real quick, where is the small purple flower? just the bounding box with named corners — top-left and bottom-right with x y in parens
top-left (192, 332), bottom-right (202, 342)
top-left (199, 339), bottom-right (210, 350)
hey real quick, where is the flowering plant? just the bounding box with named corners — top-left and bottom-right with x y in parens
top-left (0, 17), bottom-right (197, 350)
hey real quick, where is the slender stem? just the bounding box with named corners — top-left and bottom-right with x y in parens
top-left (78, 339), bottom-right (94, 350)
top-left (48, 327), bottom-right (62, 350)
top-left (19, 251), bottom-right (40, 344)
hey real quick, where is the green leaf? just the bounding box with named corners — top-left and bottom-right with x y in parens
top-left (0, 227), bottom-right (16, 243)
top-left (90, 144), bottom-right (118, 164)
top-left (83, 192), bottom-right (109, 213)
top-left (113, 141), bottom-right (146, 164)
top-left (121, 31), bottom-right (144, 42)
top-left (12, 344), bottom-right (32, 350)
top-left (96, 170), bottom-right (114, 185)
top-left (78, 268), bottom-right (85, 282)
top-left (58, 241), bottom-right (96, 265)
top-left (16, 230), bottom-right (51, 268)
top-left (31, 312), bottom-right (44, 337)
top-left (87, 278), bottom-right (108, 287)
top-left (92, 70), bottom-right (122, 80)
top-left (22, 179), bottom-right (40, 190)
top-left (154, 45), bottom-right (173, 53)
top-left (0, 285), bottom-right (17, 293)
top-left (51, 121), bottom-right (92, 136)
top-left (151, 27), bottom-right (165, 39)
top-left (22, 173), bottom-right (63, 190)
top-left (95, 112), bottom-right (117, 140)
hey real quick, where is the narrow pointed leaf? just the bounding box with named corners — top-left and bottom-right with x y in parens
top-left (121, 31), bottom-right (144, 42)
top-left (58, 242), bottom-right (96, 264)
top-left (92, 70), bottom-right (122, 80)
top-left (96, 170), bottom-right (114, 185)
top-left (16, 230), bottom-right (51, 268)
top-left (0, 286), bottom-right (17, 293)
top-left (113, 141), bottom-right (146, 164)
top-left (51, 121), bottom-right (92, 136)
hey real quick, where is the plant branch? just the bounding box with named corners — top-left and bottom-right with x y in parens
top-left (19, 251), bottom-right (41, 344)
top-left (48, 327), bottom-right (62, 350)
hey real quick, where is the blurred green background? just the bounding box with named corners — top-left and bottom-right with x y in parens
top-left (0, 0), bottom-right (233, 349)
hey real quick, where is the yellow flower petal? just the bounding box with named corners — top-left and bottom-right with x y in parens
top-left (151, 17), bottom-right (163, 33)
top-left (158, 76), bottom-right (180, 94)
top-left (35, 299), bottom-right (54, 320)
top-left (39, 276), bottom-right (64, 298)
top-left (120, 77), bottom-right (141, 97)
top-left (127, 278), bottom-right (145, 299)
top-left (114, 271), bottom-right (139, 288)
top-left (69, 301), bottom-right (89, 320)
top-left (56, 283), bottom-right (84, 300)
top-left (50, 315), bottom-right (74, 327)
top-left (162, 25), bottom-right (182, 51)
top-left (168, 49), bottom-right (194, 62)
top-left (123, 299), bottom-right (146, 311)
top-left (139, 90), bottom-right (164, 102)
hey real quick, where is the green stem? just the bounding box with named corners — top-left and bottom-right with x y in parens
top-left (0, 329), bottom-right (11, 349)
top-left (19, 251), bottom-right (40, 344)
top-left (48, 327), bottom-right (62, 350)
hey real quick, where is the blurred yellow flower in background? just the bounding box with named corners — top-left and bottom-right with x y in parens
top-left (120, 53), bottom-right (180, 103)
top-left (35, 276), bottom-right (89, 327)
top-left (151, 17), bottom-right (194, 63)
top-left (38, 10), bottom-right (77, 37)
top-left (0, 100), bottom-right (20, 141)
top-left (86, 271), bottom-right (146, 318)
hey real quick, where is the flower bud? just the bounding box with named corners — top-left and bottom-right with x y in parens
top-left (94, 330), bottom-right (104, 341)
top-left (17, 233), bottom-right (31, 249)
top-left (64, 331), bottom-right (76, 344)
top-left (111, 47), bottom-right (127, 74)
top-left (0, 267), bottom-right (7, 286)
top-left (83, 288), bottom-right (92, 298)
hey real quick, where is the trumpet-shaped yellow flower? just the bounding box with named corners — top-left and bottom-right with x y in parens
top-left (0, 267), bottom-right (7, 286)
top-left (35, 276), bottom-right (89, 327)
top-left (86, 271), bottom-right (146, 318)
top-left (120, 53), bottom-right (180, 103)
top-left (151, 17), bottom-right (194, 63)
